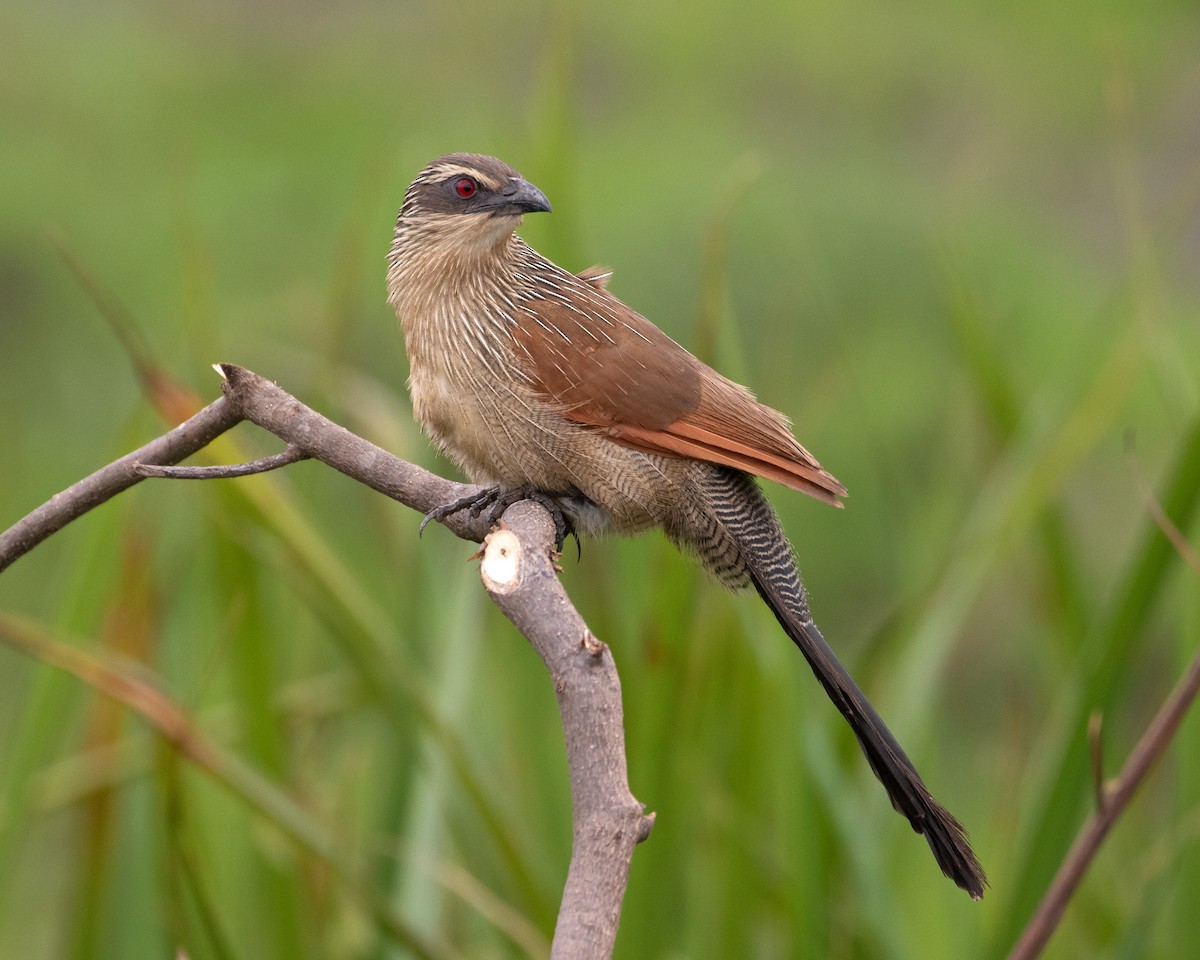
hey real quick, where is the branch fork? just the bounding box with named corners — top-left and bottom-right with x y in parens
top-left (0, 363), bottom-right (649, 960)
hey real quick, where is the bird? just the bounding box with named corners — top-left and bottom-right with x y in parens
top-left (386, 153), bottom-right (986, 899)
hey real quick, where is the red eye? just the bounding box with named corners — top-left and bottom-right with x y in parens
top-left (455, 177), bottom-right (477, 198)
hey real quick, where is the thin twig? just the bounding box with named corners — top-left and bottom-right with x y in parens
top-left (1007, 649), bottom-right (1200, 960)
top-left (1007, 453), bottom-right (1200, 960)
top-left (134, 445), bottom-right (310, 479)
top-left (1128, 440), bottom-right (1200, 576)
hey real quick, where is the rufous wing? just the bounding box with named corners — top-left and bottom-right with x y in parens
top-left (512, 268), bottom-right (846, 506)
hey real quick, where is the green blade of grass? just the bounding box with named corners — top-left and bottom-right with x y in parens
top-left (0, 612), bottom-right (456, 960)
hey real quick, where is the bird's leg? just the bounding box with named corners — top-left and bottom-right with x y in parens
top-left (421, 484), bottom-right (574, 552)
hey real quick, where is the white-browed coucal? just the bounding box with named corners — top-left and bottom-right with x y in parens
top-left (387, 153), bottom-right (985, 898)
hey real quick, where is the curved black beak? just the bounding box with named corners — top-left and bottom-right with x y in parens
top-left (479, 177), bottom-right (552, 216)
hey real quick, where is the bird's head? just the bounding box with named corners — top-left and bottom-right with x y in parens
top-left (388, 154), bottom-right (552, 311)
top-left (394, 153), bottom-right (551, 254)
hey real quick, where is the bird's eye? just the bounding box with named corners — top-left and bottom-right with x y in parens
top-left (454, 177), bottom-right (477, 198)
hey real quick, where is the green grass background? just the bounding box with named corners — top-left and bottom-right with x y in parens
top-left (2, 0), bottom-right (1199, 957)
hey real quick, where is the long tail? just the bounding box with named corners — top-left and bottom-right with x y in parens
top-left (683, 466), bottom-right (986, 899)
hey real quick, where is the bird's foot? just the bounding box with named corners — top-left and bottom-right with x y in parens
top-left (421, 485), bottom-right (575, 553)
top-left (419, 488), bottom-right (497, 537)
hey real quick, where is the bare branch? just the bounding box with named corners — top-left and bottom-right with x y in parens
top-left (214, 363), bottom-right (493, 543)
top-left (0, 396), bottom-right (242, 574)
top-left (0, 364), bottom-right (650, 959)
top-left (1007, 648), bottom-right (1200, 960)
top-left (479, 502), bottom-right (654, 960)
top-left (1007, 463), bottom-right (1200, 960)
top-left (0, 363), bottom-right (518, 567)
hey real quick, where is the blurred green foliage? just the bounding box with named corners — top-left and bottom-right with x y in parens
top-left (2, 0), bottom-right (1199, 957)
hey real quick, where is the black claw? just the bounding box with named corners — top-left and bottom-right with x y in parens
top-left (419, 485), bottom-right (576, 552)
top-left (419, 488), bottom-right (496, 537)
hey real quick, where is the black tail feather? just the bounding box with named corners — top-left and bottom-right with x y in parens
top-left (751, 578), bottom-right (987, 898)
top-left (694, 467), bottom-right (986, 898)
